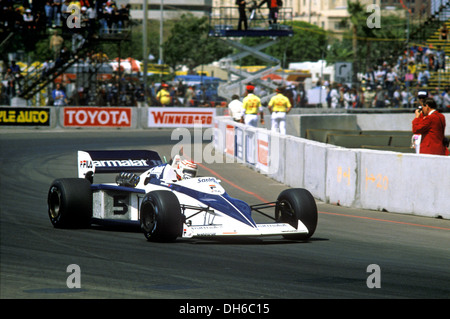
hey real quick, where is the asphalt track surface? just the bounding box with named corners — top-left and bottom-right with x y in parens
top-left (1, 129), bottom-right (449, 302)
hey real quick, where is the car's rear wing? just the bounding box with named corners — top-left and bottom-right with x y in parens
top-left (78, 150), bottom-right (163, 180)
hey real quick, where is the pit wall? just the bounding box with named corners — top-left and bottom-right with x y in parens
top-left (213, 115), bottom-right (450, 219)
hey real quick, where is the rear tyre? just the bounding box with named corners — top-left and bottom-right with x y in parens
top-left (276, 188), bottom-right (318, 240)
top-left (48, 178), bottom-right (92, 228)
top-left (140, 190), bottom-right (183, 242)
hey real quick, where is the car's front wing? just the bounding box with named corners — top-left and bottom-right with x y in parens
top-left (182, 220), bottom-right (309, 238)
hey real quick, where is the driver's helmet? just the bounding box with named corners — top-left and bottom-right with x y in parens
top-left (175, 159), bottom-right (198, 180)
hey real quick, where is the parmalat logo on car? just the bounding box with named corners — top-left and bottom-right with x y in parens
top-left (92, 159), bottom-right (148, 167)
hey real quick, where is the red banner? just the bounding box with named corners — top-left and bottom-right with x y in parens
top-left (64, 107), bottom-right (132, 127)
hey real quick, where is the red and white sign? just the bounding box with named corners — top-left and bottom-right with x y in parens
top-left (64, 107), bottom-right (132, 127)
top-left (147, 107), bottom-right (216, 128)
top-left (257, 132), bottom-right (269, 172)
top-left (225, 125), bottom-right (235, 156)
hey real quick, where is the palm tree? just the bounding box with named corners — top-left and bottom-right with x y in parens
top-left (346, 0), bottom-right (366, 85)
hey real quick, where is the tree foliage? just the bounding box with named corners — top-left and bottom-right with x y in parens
top-left (163, 14), bottom-right (232, 73)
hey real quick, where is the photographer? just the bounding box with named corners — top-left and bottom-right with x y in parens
top-left (412, 98), bottom-right (449, 156)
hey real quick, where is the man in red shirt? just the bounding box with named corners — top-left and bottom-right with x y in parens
top-left (412, 98), bottom-right (449, 156)
top-left (258, 0), bottom-right (279, 24)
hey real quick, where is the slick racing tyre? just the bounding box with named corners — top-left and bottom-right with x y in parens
top-left (140, 190), bottom-right (183, 242)
top-left (48, 178), bottom-right (93, 228)
top-left (276, 188), bottom-right (318, 240)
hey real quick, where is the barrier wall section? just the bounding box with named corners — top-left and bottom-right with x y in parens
top-left (214, 116), bottom-right (450, 219)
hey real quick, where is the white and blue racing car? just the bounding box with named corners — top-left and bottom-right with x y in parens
top-left (47, 150), bottom-right (318, 242)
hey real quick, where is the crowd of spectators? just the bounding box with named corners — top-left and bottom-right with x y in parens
top-left (324, 43), bottom-right (449, 110)
top-left (0, 0), bottom-right (130, 36)
top-left (0, 1), bottom-right (448, 109)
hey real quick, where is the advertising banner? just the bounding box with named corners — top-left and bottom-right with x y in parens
top-left (256, 131), bottom-right (269, 173)
top-left (0, 107), bottom-right (50, 126)
top-left (235, 126), bottom-right (244, 161)
top-left (64, 107), bottom-right (132, 127)
top-left (147, 107), bottom-right (216, 128)
top-left (245, 130), bottom-right (256, 166)
top-left (225, 124), bottom-right (235, 156)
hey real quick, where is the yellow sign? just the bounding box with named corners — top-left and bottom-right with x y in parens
top-left (143, 64), bottom-right (170, 75)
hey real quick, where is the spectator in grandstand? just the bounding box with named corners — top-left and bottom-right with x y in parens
top-left (397, 54), bottom-right (408, 75)
top-left (184, 85), bottom-right (195, 106)
top-left (405, 61), bottom-right (416, 88)
top-left (374, 85), bottom-right (386, 108)
top-left (44, 2), bottom-right (53, 28)
top-left (329, 83), bottom-right (340, 108)
top-left (52, 0), bottom-right (62, 28)
top-left (61, 1), bottom-right (71, 30)
top-left (412, 98), bottom-right (449, 156)
top-left (440, 24), bottom-right (448, 41)
top-left (385, 67), bottom-right (398, 99)
top-left (432, 88), bottom-right (445, 109)
top-left (443, 88), bottom-right (450, 109)
top-left (343, 87), bottom-right (354, 109)
top-left (435, 46), bottom-right (445, 71)
top-left (364, 67), bottom-right (377, 90)
top-left (392, 87), bottom-right (400, 108)
top-left (417, 69), bottom-right (430, 87)
top-left (400, 87), bottom-right (411, 108)
top-left (41, 59), bottom-right (51, 77)
top-left (23, 8), bottom-right (34, 29)
top-left (375, 64), bottom-right (387, 87)
top-left (363, 86), bottom-right (375, 108)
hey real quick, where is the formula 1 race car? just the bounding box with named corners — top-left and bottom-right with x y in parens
top-left (47, 150), bottom-right (318, 242)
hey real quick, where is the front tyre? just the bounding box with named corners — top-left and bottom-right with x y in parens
top-left (48, 178), bottom-right (92, 228)
top-left (276, 188), bottom-right (318, 240)
top-left (140, 190), bottom-right (183, 242)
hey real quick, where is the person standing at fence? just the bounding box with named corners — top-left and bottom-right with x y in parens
top-left (228, 94), bottom-right (244, 122)
top-left (412, 98), bottom-right (449, 156)
top-left (268, 86), bottom-right (291, 134)
top-left (52, 83), bottom-right (68, 106)
top-left (241, 84), bottom-right (264, 127)
top-left (157, 83), bottom-right (171, 106)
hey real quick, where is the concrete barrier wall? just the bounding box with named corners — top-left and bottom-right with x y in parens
top-left (286, 113), bottom-right (450, 138)
top-left (214, 116), bottom-right (450, 219)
